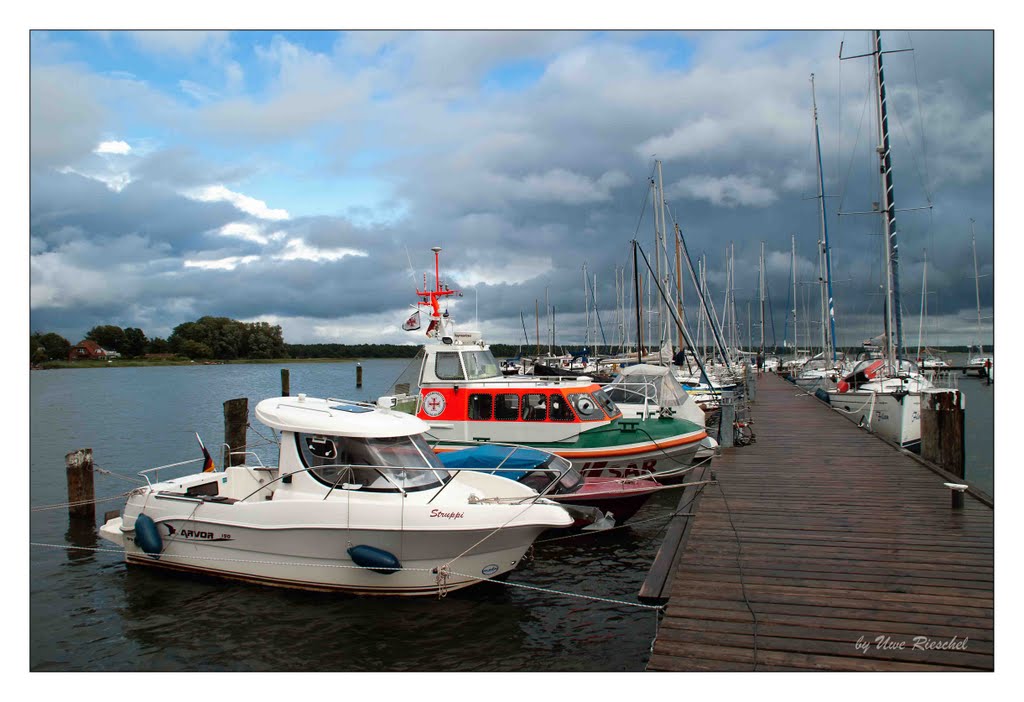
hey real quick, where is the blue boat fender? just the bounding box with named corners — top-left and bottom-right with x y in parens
top-left (347, 545), bottom-right (402, 575)
top-left (134, 513), bottom-right (163, 558)
top-left (814, 388), bottom-right (831, 404)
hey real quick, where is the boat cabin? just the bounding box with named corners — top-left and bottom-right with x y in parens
top-left (385, 335), bottom-right (623, 436)
top-left (257, 395), bottom-right (453, 495)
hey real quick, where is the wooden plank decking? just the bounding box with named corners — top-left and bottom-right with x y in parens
top-left (646, 372), bottom-right (994, 672)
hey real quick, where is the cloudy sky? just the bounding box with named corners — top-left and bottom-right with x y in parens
top-left (27, 23), bottom-right (996, 352)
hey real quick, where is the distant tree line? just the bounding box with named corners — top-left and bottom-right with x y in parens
top-left (31, 321), bottom-right (989, 365)
top-left (30, 316), bottom-right (287, 362)
top-left (285, 343), bottom-right (420, 359)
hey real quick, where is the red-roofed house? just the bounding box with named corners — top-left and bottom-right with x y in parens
top-left (68, 340), bottom-right (110, 361)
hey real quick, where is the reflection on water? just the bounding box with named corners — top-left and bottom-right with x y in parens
top-left (63, 520), bottom-right (98, 566)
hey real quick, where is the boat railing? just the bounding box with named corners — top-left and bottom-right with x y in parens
top-left (137, 457), bottom-right (207, 487)
top-left (221, 447), bottom-right (268, 468)
top-left (926, 368), bottom-right (961, 389)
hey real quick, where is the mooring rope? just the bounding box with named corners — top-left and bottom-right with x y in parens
top-left (92, 465), bottom-right (148, 486)
top-left (30, 491), bottom-right (135, 513)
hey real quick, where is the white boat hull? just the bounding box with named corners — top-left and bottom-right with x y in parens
top-left (826, 389), bottom-right (921, 450)
top-left (106, 513), bottom-right (549, 595)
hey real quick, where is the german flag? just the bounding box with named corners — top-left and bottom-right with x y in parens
top-left (196, 433), bottom-right (216, 473)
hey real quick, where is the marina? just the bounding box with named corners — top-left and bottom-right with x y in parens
top-left (30, 354), bottom-right (994, 671)
top-left (27, 27), bottom-right (997, 679)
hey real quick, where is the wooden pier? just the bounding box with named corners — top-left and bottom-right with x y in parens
top-left (644, 372), bottom-right (994, 671)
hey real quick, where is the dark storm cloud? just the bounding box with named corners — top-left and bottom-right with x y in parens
top-left (28, 30), bottom-right (993, 348)
top-left (30, 170), bottom-right (241, 254)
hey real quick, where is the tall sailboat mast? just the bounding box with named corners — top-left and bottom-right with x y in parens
top-left (917, 249), bottom-right (928, 359)
top-left (633, 241), bottom-right (644, 364)
top-left (676, 222), bottom-right (685, 353)
top-left (872, 30), bottom-right (906, 365)
top-left (759, 241), bottom-right (766, 361)
top-left (971, 219), bottom-right (983, 355)
top-left (583, 262), bottom-right (590, 350)
top-left (791, 233), bottom-right (799, 362)
top-left (812, 73), bottom-right (838, 362)
top-left (651, 172), bottom-right (662, 350)
top-left (656, 160), bottom-right (670, 349)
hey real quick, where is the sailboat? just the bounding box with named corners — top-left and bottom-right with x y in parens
top-left (915, 250), bottom-right (950, 372)
top-left (826, 32), bottom-right (933, 451)
top-left (966, 220), bottom-right (993, 377)
top-left (795, 74), bottom-right (846, 393)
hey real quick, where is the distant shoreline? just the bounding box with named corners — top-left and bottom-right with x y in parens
top-left (31, 357), bottom-right (374, 370)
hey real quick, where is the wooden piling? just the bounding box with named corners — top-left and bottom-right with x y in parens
top-left (920, 389), bottom-right (966, 508)
top-left (719, 392), bottom-right (735, 448)
top-left (65, 448), bottom-right (95, 523)
top-left (281, 368), bottom-right (290, 396)
top-left (356, 363), bottom-right (363, 388)
top-left (223, 398), bottom-right (249, 467)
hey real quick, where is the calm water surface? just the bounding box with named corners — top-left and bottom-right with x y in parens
top-left (29, 357), bottom-right (995, 671)
top-left (29, 360), bottom-right (669, 672)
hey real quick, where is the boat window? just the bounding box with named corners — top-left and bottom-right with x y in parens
top-left (521, 394), bottom-right (547, 421)
top-left (604, 381), bottom-right (651, 405)
top-left (551, 455), bottom-right (584, 492)
top-left (494, 393), bottom-right (520, 421)
top-left (298, 433), bottom-right (378, 488)
top-left (435, 352), bottom-right (465, 380)
top-left (548, 394), bottom-right (575, 422)
top-left (296, 433), bottom-right (449, 492)
top-left (462, 350), bottom-right (502, 380)
top-left (568, 393), bottom-right (607, 421)
top-left (591, 389), bottom-right (621, 418)
top-left (468, 393), bottom-right (492, 420)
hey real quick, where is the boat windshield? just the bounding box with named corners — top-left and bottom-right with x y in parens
top-left (297, 433), bottom-right (450, 493)
top-left (462, 349), bottom-right (502, 379)
top-left (591, 389), bottom-right (622, 418)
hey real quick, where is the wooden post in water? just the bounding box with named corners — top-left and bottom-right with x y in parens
top-left (223, 398), bottom-right (248, 468)
top-left (920, 389), bottom-right (966, 508)
top-left (65, 448), bottom-right (95, 523)
top-left (356, 363), bottom-right (363, 388)
top-left (281, 368), bottom-right (290, 396)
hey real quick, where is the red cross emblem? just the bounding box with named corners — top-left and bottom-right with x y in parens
top-left (423, 391), bottom-right (447, 417)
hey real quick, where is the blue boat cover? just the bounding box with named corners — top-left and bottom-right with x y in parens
top-left (438, 444), bottom-right (550, 480)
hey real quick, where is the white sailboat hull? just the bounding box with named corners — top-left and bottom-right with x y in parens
top-left (826, 389), bottom-right (921, 450)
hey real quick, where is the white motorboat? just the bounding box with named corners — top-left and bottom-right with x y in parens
top-left (98, 394), bottom-right (573, 596)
